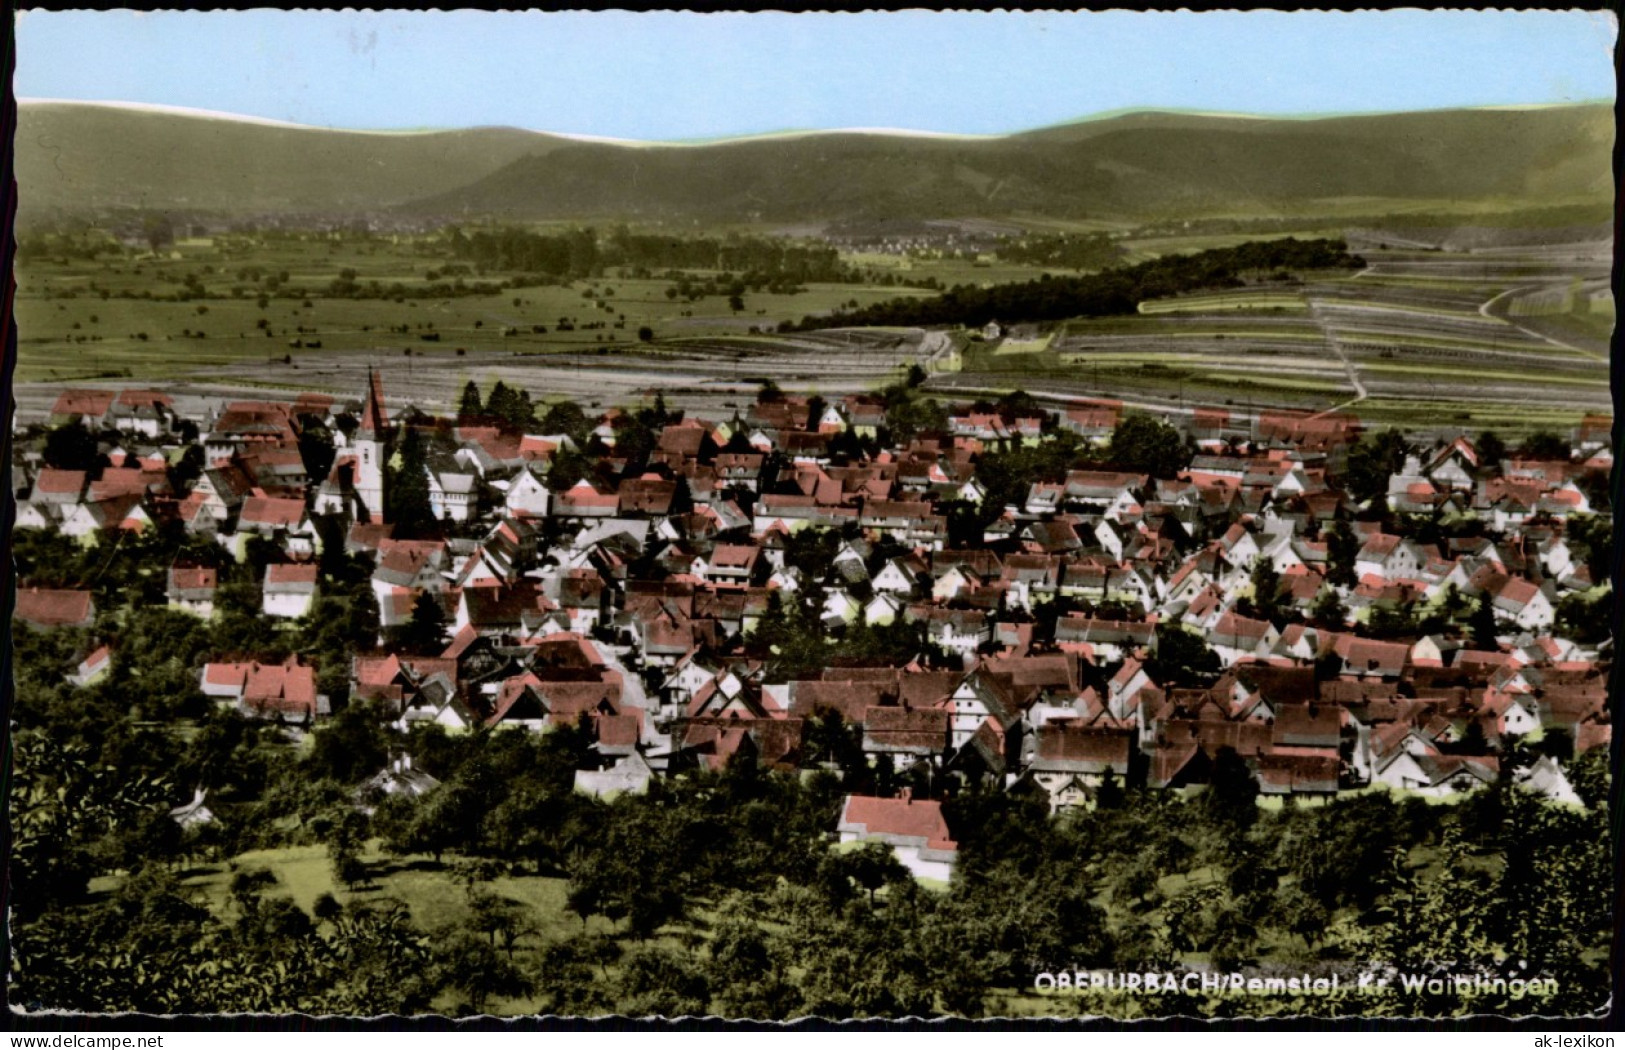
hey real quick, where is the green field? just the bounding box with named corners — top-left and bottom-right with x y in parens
top-left (1138, 291), bottom-right (1308, 314)
top-left (12, 236), bottom-right (957, 384)
top-left (993, 335), bottom-right (1054, 355)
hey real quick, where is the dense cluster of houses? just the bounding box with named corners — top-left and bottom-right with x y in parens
top-left (12, 372), bottom-right (1612, 879)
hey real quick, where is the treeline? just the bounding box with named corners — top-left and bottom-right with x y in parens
top-left (791, 237), bottom-right (1365, 330)
top-left (448, 225), bottom-right (852, 282)
top-left (994, 230), bottom-right (1122, 271)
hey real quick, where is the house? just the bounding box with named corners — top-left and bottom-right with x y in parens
top-left (861, 705), bottom-right (950, 768)
top-left (50, 388), bottom-right (115, 428)
top-left (1026, 721), bottom-right (1135, 811)
top-left (202, 656), bottom-right (326, 723)
top-left (837, 791), bottom-right (959, 881)
top-left (263, 563), bottom-right (318, 619)
top-left (167, 566), bottom-right (219, 618)
top-left (69, 645), bottom-right (113, 686)
top-left (32, 468), bottom-right (87, 505)
top-left (235, 496), bottom-right (317, 558)
top-left (908, 605), bottom-right (992, 657)
top-left (14, 587), bottom-right (96, 630)
top-left (575, 751), bottom-right (655, 797)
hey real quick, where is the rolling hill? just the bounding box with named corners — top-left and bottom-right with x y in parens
top-left (13, 101), bottom-right (569, 220)
top-left (13, 100), bottom-right (1613, 227)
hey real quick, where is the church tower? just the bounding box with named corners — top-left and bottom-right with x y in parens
top-left (354, 367), bottom-right (390, 523)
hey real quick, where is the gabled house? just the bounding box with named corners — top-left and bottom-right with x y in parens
top-left (167, 565), bottom-right (219, 618)
top-left (837, 792), bottom-right (958, 881)
top-left (15, 587), bottom-right (96, 630)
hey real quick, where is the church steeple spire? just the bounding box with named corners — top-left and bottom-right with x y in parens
top-left (353, 366), bottom-right (390, 523)
top-left (360, 366), bottom-right (389, 437)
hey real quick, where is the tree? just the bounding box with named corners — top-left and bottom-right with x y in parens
top-left (436, 930), bottom-right (533, 1014)
top-left (1469, 596), bottom-right (1500, 650)
top-left (385, 425), bottom-right (436, 538)
top-left (1517, 431), bottom-right (1571, 461)
top-left (841, 842), bottom-right (911, 906)
top-left (614, 945), bottom-right (712, 1017)
top-left (1147, 626), bottom-right (1220, 688)
top-left (43, 423), bottom-right (100, 472)
top-left (1476, 430), bottom-right (1507, 469)
top-left (637, 325), bottom-right (654, 342)
top-left (1326, 519), bottom-right (1359, 587)
top-left (538, 399), bottom-right (591, 445)
top-left (143, 214), bottom-right (175, 256)
top-left (1107, 415), bottom-right (1190, 478)
top-left (1204, 747), bottom-right (1259, 830)
top-left (1310, 586), bottom-right (1347, 628)
top-left (394, 592), bottom-right (449, 656)
top-left (457, 380), bottom-right (484, 422)
top-left (1247, 556), bottom-right (1283, 624)
top-left (1343, 429), bottom-right (1408, 505)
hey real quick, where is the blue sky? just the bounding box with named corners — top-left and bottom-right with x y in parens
top-left (14, 9), bottom-right (1618, 139)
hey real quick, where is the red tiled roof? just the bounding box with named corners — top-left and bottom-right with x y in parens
top-left (839, 794), bottom-right (956, 852)
top-left (240, 496), bottom-right (307, 528)
top-left (52, 389), bottom-right (115, 418)
top-left (14, 588), bottom-right (94, 627)
top-left (168, 566), bottom-right (218, 592)
top-left (35, 468), bottom-right (86, 495)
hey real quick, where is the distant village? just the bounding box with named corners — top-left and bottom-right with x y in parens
top-left (11, 370), bottom-right (1613, 881)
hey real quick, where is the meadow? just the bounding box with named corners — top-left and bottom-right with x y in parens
top-left (11, 229), bottom-right (1611, 437)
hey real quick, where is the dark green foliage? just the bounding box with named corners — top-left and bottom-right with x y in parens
top-left (1310, 585), bottom-right (1347, 628)
top-left (1342, 428), bottom-right (1408, 506)
top-left (1326, 518), bottom-right (1359, 587)
top-left (385, 424), bottom-right (437, 537)
top-left (303, 700), bottom-right (392, 784)
top-left (43, 421), bottom-right (101, 471)
top-left (1203, 748), bottom-right (1259, 831)
top-left (1469, 596), bottom-right (1500, 649)
top-left (1146, 625), bottom-right (1220, 688)
top-left (1564, 513), bottom-right (1613, 583)
top-left (1475, 430), bottom-right (1506, 468)
top-left (390, 591), bottom-right (449, 656)
top-left (796, 238), bottom-right (1363, 330)
top-left (1554, 588), bottom-right (1613, 645)
top-left (973, 429), bottom-right (1087, 519)
top-left (614, 945), bottom-right (712, 1017)
top-left (1243, 556), bottom-right (1283, 624)
top-left (485, 380), bottom-right (535, 431)
top-left (437, 930), bottom-right (534, 1014)
top-left (537, 398), bottom-right (592, 445)
top-left (1107, 414), bottom-right (1191, 478)
top-left (296, 419), bottom-right (335, 486)
top-left (879, 379), bottom-right (946, 443)
top-left (1516, 431), bottom-right (1571, 461)
top-left (457, 379), bottom-right (484, 421)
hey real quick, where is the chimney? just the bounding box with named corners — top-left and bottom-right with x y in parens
top-left (900, 787), bottom-right (912, 805)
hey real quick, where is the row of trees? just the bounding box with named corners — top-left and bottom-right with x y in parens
top-left (792, 237), bottom-right (1365, 330)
